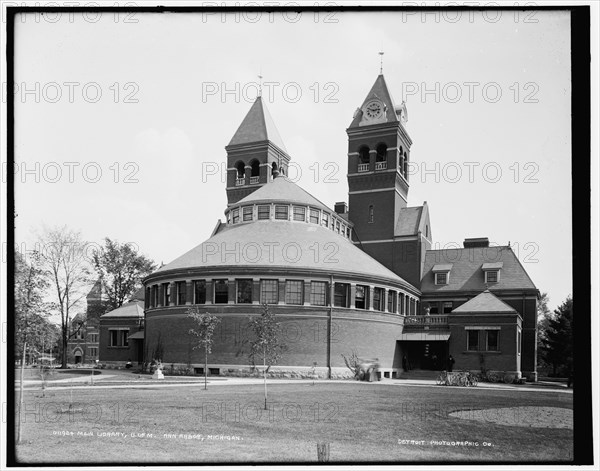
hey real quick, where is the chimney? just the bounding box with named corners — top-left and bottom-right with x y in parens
top-left (334, 202), bottom-right (348, 215)
top-left (463, 237), bottom-right (489, 248)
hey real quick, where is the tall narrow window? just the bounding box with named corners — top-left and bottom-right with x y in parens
top-left (387, 291), bottom-right (396, 312)
top-left (177, 281), bottom-right (187, 305)
top-left (322, 212), bottom-right (329, 227)
top-left (310, 281), bottom-right (327, 306)
top-left (373, 288), bottom-right (384, 311)
top-left (376, 143), bottom-right (387, 164)
top-left (145, 287), bottom-right (151, 309)
top-left (355, 285), bottom-right (367, 309)
top-left (368, 205), bottom-right (374, 223)
top-left (285, 280), bottom-right (303, 305)
top-left (261, 279), bottom-right (278, 304)
top-left (334, 283), bottom-right (349, 308)
top-left (236, 161), bottom-right (245, 178)
top-left (236, 279), bottom-right (253, 304)
top-left (152, 285), bottom-right (158, 307)
top-left (250, 160), bottom-right (260, 177)
top-left (194, 280), bottom-right (206, 304)
top-left (232, 208), bottom-right (240, 224)
top-left (309, 208), bottom-right (320, 224)
top-left (399, 293), bottom-right (405, 314)
top-left (214, 279), bottom-right (229, 304)
top-left (243, 206), bottom-right (253, 222)
top-left (163, 283), bottom-right (171, 306)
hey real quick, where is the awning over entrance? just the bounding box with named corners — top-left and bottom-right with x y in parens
top-left (398, 332), bottom-right (450, 341)
top-left (128, 331), bottom-right (144, 340)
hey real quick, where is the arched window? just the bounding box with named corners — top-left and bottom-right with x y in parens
top-left (250, 160), bottom-right (260, 177)
top-left (376, 143), bottom-right (387, 162)
top-left (403, 152), bottom-right (408, 178)
top-left (359, 146), bottom-right (370, 164)
top-left (271, 162), bottom-right (278, 178)
top-left (235, 161), bottom-right (245, 179)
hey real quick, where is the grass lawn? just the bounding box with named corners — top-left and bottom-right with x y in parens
top-left (13, 382), bottom-right (573, 464)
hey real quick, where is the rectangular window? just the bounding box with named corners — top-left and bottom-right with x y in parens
top-left (486, 330), bottom-right (499, 351)
top-left (109, 329), bottom-right (128, 347)
top-left (368, 205), bottom-right (374, 223)
top-left (163, 283), bottom-right (171, 306)
top-left (87, 347), bottom-right (98, 357)
top-left (485, 270), bottom-right (499, 283)
top-left (236, 279), bottom-right (253, 304)
top-left (152, 285), bottom-right (158, 307)
top-left (335, 220), bottom-right (340, 233)
top-left (435, 272), bottom-right (448, 285)
top-left (258, 205), bottom-right (270, 220)
top-left (177, 281), bottom-right (187, 305)
top-left (122, 331), bottom-right (128, 347)
top-left (275, 205), bottom-right (289, 220)
top-left (232, 208), bottom-right (240, 224)
top-left (518, 330), bottom-right (522, 354)
top-left (109, 330), bottom-right (118, 347)
top-left (214, 279), bottom-right (229, 304)
top-left (467, 330), bottom-right (479, 351)
top-left (387, 291), bottom-right (396, 313)
top-left (429, 302), bottom-right (439, 314)
top-left (310, 281), bottom-right (327, 306)
top-left (88, 333), bottom-right (98, 343)
top-left (194, 280), bottom-right (206, 304)
top-left (334, 283), bottom-right (349, 308)
top-left (443, 302), bottom-right (453, 314)
top-left (399, 293), bottom-right (405, 315)
top-left (373, 287), bottom-right (385, 311)
top-left (243, 206), bottom-right (253, 222)
top-left (145, 287), bottom-right (150, 309)
top-left (355, 285), bottom-right (367, 309)
top-left (293, 206), bottom-right (306, 222)
top-left (322, 212), bottom-right (329, 228)
top-left (261, 279), bottom-right (278, 304)
top-left (310, 208), bottom-right (319, 224)
top-left (285, 280), bottom-right (303, 305)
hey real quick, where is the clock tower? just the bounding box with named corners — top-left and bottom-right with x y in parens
top-left (347, 74), bottom-right (431, 289)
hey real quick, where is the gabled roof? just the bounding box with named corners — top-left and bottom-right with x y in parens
top-left (228, 96), bottom-right (287, 152)
top-left (394, 203), bottom-right (430, 237)
top-left (349, 74), bottom-right (399, 128)
top-left (236, 176), bottom-right (331, 212)
top-left (421, 246), bottom-right (537, 293)
top-left (452, 290), bottom-right (517, 313)
top-left (100, 300), bottom-right (144, 319)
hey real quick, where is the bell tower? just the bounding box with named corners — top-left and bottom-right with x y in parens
top-left (225, 96), bottom-right (291, 205)
top-left (346, 74), bottom-right (412, 243)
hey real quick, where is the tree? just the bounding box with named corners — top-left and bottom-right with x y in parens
top-left (248, 304), bottom-right (287, 410)
top-left (38, 226), bottom-right (92, 368)
top-left (92, 238), bottom-right (156, 311)
top-left (187, 307), bottom-right (221, 390)
top-left (536, 292), bottom-right (552, 368)
top-left (540, 295), bottom-right (573, 376)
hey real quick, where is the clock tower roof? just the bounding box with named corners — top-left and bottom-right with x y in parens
top-left (228, 96), bottom-right (287, 152)
top-left (349, 74), bottom-right (405, 128)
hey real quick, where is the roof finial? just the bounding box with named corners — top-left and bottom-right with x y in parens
top-left (378, 50), bottom-right (384, 74)
top-left (258, 68), bottom-right (263, 97)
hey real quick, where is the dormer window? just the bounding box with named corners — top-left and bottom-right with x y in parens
top-left (435, 273), bottom-right (448, 285)
top-left (432, 264), bottom-right (453, 285)
top-left (482, 262), bottom-right (503, 284)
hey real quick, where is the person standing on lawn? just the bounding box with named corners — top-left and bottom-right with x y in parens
top-left (448, 355), bottom-right (455, 372)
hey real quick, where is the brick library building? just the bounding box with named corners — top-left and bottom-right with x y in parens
top-left (99, 74), bottom-right (540, 381)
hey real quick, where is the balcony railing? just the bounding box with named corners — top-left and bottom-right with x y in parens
top-left (235, 178), bottom-right (245, 186)
top-left (249, 176), bottom-right (260, 184)
top-left (402, 315), bottom-right (448, 326)
top-left (375, 161), bottom-right (387, 171)
top-left (358, 163), bottom-right (369, 172)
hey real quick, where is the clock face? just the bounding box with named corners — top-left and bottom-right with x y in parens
top-left (365, 100), bottom-right (383, 119)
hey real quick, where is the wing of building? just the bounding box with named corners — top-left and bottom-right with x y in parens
top-left (99, 74), bottom-right (540, 381)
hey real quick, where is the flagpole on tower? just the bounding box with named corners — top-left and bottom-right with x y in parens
top-left (378, 51), bottom-right (384, 74)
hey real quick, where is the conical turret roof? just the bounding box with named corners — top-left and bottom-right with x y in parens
top-left (228, 96), bottom-right (287, 152)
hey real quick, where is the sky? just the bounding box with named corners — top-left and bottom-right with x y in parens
top-left (8, 7), bottom-right (574, 312)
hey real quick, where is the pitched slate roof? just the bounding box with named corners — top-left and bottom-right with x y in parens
top-left (101, 300), bottom-right (144, 318)
top-left (154, 219), bottom-right (413, 289)
top-left (349, 74), bottom-right (399, 128)
top-left (236, 176), bottom-right (332, 212)
top-left (228, 96), bottom-right (287, 152)
top-left (421, 245), bottom-right (537, 293)
top-left (395, 206), bottom-right (424, 236)
top-left (452, 290), bottom-right (517, 313)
